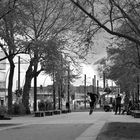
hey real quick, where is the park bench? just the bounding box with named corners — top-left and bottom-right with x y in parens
top-left (61, 109), bottom-right (71, 113)
top-left (0, 114), bottom-right (11, 120)
top-left (61, 110), bottom-right (68, 114)
top-left (130, 110), bottom-right (140, 118)
top-left (133, 110), bottom-right (140, 118)
top-left (44, 110), bottom-right (53, 116)
top-left (34, 111), bottom-right (45, 117)
top-left (130, 110), bottom-right (135, 116)
top-left (53, 110), bottom-right (61, 115)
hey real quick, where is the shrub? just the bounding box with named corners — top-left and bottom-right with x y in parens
top-left (0, 106), bottom-right (7, 116)
top-left (12, 103), bottom-right (26, 115)
top-left (38, 100), bottom-right (46, 111)
top-left (47, 102), bottom-right (53, 110)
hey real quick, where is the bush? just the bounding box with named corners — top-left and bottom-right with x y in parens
top-left (0, 106), bottom-right (7, 116)
top-left (12, 103), bottom-right (26, 115)
top-left (47, 102), bottom-right (53, 110)
top-left (38, 100), bottom-right (46, 111)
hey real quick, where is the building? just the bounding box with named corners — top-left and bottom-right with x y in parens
top-left (0, 51), bottom-right (6, 106)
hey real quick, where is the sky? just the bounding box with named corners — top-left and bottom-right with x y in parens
top-left (72, 32), bottom-right (108, 87)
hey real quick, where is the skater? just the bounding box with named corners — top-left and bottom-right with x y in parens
top-left (87, 92), bottom-right (98, 115)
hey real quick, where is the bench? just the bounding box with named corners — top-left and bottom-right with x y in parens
top-left (45, 111), bottom-right (53, 116)
top-left (35, 111), bottom-right (45, 117)
top-left (130, 110), bottom-right (135, 116)
top-left (0, 115), bottom-right (12, 120)
top-left (133, 110), bottom-right (140, 118)
top-left (61, 110), bottom-right (68, 114)
top-left (61, 109), bottom-right (71, 113)
top-left (53, 110), bottom-right (61, 115)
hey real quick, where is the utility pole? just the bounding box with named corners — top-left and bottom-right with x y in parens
top-left (34, 53), bottom-right (37, 112)
top-left (94, 75), bottom-right (96, 94)
top-left (53, 69), bottom-right (56, 110)
top-left (84, 74), bottom-right (86, 109)
top-left (18, 56), bottom-right (20, 91)
top-left (58, 82), bottom-right (61, 110)
top-left (97, 80), bottom-right (100, 107)
top-left (67, 64), bottom-right (70, 112)
top-left (92, 78), bottom-right (94, 93)
top-left (103, 72), bottom-right (106, 89)
top-left (137, 76), bottom-right (139, 102)
top-left (97, 80), bottom-right (99, 95)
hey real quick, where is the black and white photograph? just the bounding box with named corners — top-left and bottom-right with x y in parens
top-left (0, 0), bottom-right (140, 140)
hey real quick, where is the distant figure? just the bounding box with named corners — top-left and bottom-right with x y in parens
top-left (127, 100), bottom-right (132, 115)
top-left (115, 94), bottom-right (122, 115)
top-left (66, 102), bottom-right (70, 111)
top-left (87, 92), bottom-right (98, 115)
top-left (122, 94), bottom-right (129, 114)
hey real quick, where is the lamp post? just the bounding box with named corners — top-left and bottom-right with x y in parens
top-left (103, 71), bottom-right (106, 89)
top-left (53, 68), bottom-right (56, 110)
top-left (18, 56), bottom-right (20, 90)
top-left (137, 76), bottom-right (139, 102)
top-left (67, 64), bottom-right (70, 112)
top-left (34, 53), bottom-right (38, 112)
top-left (84, 74), bottom-right (86, 109)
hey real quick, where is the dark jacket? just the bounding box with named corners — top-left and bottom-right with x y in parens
top-left (89, 93), bottom-right (98, 102)
top-left (115, 96), bottom-right (121, 105)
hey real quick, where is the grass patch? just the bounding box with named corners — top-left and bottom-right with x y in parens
top-left (97, 122), bottom-right (140, 140)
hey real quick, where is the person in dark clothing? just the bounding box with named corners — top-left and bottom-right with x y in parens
top-left (66, 102), bottom-right (70, 110)
top-left (115, 94), bottom-right (122, 115)
top-left (87, 92), bottom-right (98, 115)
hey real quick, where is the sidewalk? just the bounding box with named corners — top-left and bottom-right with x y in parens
top-left (0, 112), bottom-right (140, 140)
top-left (76, 112), bottom-right (140, 140)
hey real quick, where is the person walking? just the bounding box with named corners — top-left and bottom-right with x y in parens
top-left (115, 94), bottom-right (122, 115)
top-left (87, 92), bottom-right (98, 115)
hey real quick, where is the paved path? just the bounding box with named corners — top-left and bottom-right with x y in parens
top-left (0, 112), bottom-right (140, 140)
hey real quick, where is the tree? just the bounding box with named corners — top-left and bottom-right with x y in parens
top-left (107, 41), bottom-right (140, 97)
top-left (96, 39), bottom-right (140, 97)
top-left (69, 0), bottom-right (140, 45)
top-left (0, 0), bottom-right (28, 114)
top-left (42, 38), bottom-right (80, 109)
top-left (70, 0), bottom-right (140, 100)
top-left (0, 0), bottom-right (17, 20)
top-left (19, 0), bottom-right (90, 113)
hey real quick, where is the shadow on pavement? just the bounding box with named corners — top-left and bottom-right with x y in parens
top-left (0, 124), bottom-right (21, 127)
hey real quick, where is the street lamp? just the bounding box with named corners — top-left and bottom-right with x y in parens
top-left (67, 64), bottom-right (70, 112)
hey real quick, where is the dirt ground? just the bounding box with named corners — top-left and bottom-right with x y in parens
top-left (96, 122), bottom-right (140, 140)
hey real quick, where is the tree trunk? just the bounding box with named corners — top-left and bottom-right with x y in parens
top-left (22, 60), bottom-right (34, 114)
top-left (22, 58), bottom-right (42, 114)
top-left (8, 61), bottom-right (15, 114)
